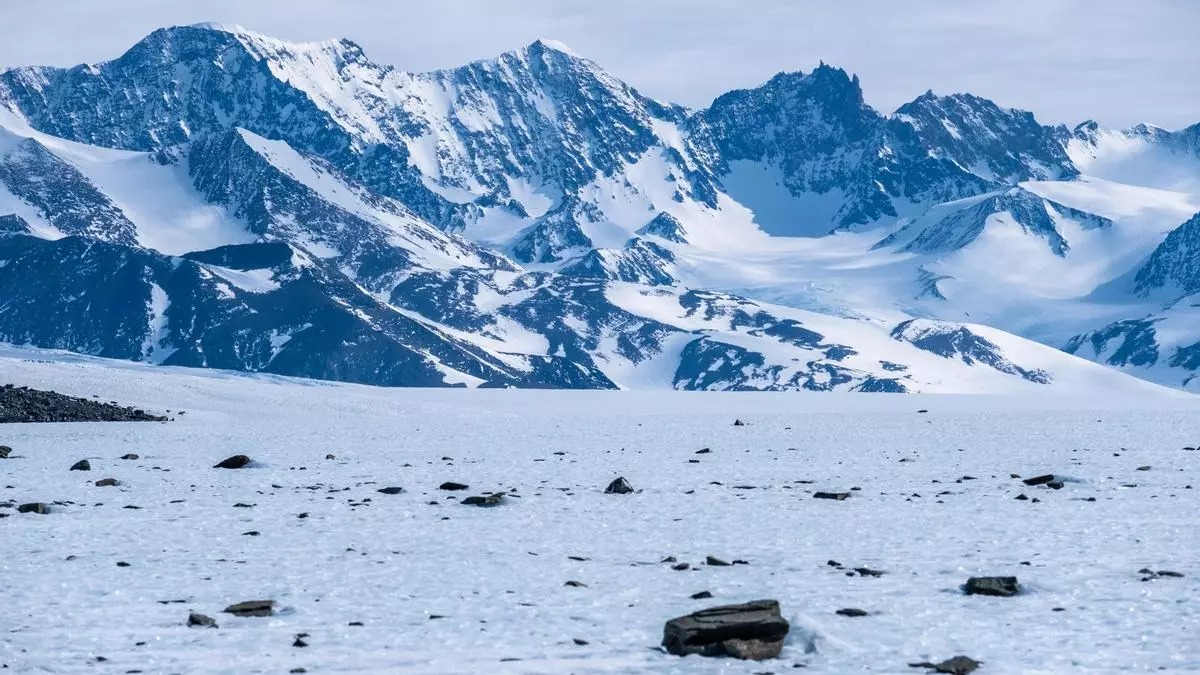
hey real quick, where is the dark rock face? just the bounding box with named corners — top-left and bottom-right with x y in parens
top-left (0, 214), bottom-right (31, 236)
top-left (187, 612), bottom-right (217, 628)
top-left (1134, 211), bottom-right (1200, 297)
top-left (965, 576), bottom-right (1020, 597)
top-left (223, 600), bottom-right (275, 617)
top-left (214, 455), bottom-right (251, 469)
top-left (662, 599), bottom-right (789, 660)
top-left (875, 186), bottom-right (1107, 257)
top-left (604, 477), bottom-right (634, 494)
top-left (1065, 319), bottom-right (1162, 368)
top-left (893, 319), bottom-right (1051, 383)
top-left (0, 385), bottom-right (166, 423)
top-left (70, 459), bottom-right (91, 471)
top-left (17, 502), bottom-right (49, 514)
top-left (559, 238), bottom-right (677, 286)
top-left (461, 492), bottom-right (506, 507)
top-left (0, 139), bottom-right (138, 246)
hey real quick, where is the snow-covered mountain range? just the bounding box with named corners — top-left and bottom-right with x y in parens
top-left (0, 23), bottom-right (1196, 392)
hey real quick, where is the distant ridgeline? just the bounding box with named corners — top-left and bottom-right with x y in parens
top-left (0, 24), bottom-right (1196, 391)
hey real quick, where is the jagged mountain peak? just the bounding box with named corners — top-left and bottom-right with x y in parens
top-left (435, 35), bottom-right (672, 116)
top-left (716, 63), bottom-right (868, 112)
top-left (524, 38), bottom-right (583, 59)
top-left (174, 22), bottom-right (368, 56)
top-left (894, 90), bottom-right (1042, 128)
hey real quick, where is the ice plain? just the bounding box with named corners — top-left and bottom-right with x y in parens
top-left (1, 347), bottom-right (1198, 673)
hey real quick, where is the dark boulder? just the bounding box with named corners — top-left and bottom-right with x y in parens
top-left (605, 477), bottom-right (634, 494)
top-left (187, 612), bottom-right (217, 628)
top-left (95, 478), bottom-right (120, 487)
top-left (965, 576), bottom-right (1020, 597)
top-left (1022, 474), bottom-right (1056, 486)
top-left (836, 608), bottom-right (869, 617)
top-left (438, 482), bottom-right (469, 491)
top-left (462, 492), bottom-right (506, 507)
top-left (662, 599), bottom-right (789, 660)
top-left (17, 502), bottom-right (49, 514)
top-left (70, 459), bottom-right (91, 471)
top-left (376, 487), bottom-right (405, 495)
top-left (0, 445), bottom-right (11, 458)
top-left (214, 455), bottom-right (251, 469)
top-left (909, 655), bottom-right (982, 674)
top-left (120, 453), bottom-right (139, 460)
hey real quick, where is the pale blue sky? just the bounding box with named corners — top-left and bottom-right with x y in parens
top-left (1, 0), bottom-right (1196, 129)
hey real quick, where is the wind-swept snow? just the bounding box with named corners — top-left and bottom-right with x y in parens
top-left (1, 347), bottom-right (1196, 673)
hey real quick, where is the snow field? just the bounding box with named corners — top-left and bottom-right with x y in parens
top-left (1, 350), bottom-right (1197, 673)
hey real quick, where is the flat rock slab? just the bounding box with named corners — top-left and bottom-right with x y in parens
top-left (965, 576), bottom-right (1020, 597)
top-left (813, 492), bottom-right (850, 500)
top-left (223, 600), bottom-right (275, 617)
top-left (438, 482), bottom-right (469, 491)
top-left (662, 599), bottom-right (789, 660)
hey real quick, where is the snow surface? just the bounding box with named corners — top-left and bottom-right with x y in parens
top-left (1, 346), bottom-right (1198, 673)
top-left (720, 160), bottom-right (846, 237)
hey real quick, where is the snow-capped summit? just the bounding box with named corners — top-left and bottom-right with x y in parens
top-left (525, 37), bottom-right (582, 58)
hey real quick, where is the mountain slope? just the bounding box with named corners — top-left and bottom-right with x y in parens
top-left (0, 25), bottom-right (1196, 393)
